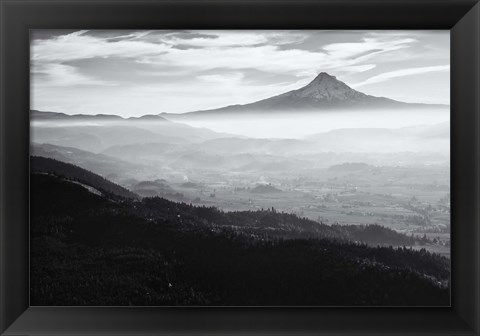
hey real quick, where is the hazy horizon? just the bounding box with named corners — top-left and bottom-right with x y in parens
top-left (163, 109), bottom-right (449, 139)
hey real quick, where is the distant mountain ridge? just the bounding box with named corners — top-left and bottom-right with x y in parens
top-left (31, 72), bottom-right (448, 123)
top-left (30, 110), bottom-right (168, 122)
top-left (30, 110), bottom-right (237, 153)
top-left (163, 72), bottom-right (449, 118)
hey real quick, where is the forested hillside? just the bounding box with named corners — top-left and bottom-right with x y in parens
top-left (31, 171), bottom-right (450, 306)
top-left (31, 156), bottom-right (138, 199)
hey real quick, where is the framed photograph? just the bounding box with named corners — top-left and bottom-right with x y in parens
top-left (1, 0), bottom-right (479, 335)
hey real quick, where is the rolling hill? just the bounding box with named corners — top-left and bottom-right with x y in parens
top-left (30, 110), bottom-right (237, 153)
top-left (31, 142), bottom-right (151, 181)
top-left (31, 156), bottom-right (138, 199)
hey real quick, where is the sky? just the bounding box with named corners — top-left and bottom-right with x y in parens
top-left (31, 30), bottom-right (450, 117)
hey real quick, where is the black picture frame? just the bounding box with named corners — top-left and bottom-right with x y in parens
top-left (1, 0), bottom-right (479, 335)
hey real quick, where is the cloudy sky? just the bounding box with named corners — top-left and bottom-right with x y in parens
top-left (31, 30), bottom-right (449, 117)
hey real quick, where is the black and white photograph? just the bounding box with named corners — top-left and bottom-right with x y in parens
top-left (30, 30), bottom-right (450, 306)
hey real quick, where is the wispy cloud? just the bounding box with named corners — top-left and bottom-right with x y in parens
top-left (32, 30), bottom-right (419, 79)
top-left (197, 72), bottom-right (245, 84)
top-left (135, 34), bottom-right (418, 77)
top-left (322, 37), bottom-right (416, 59)
top-left (155, 31), bottom-right (309, 48)
top-left (354, 65), bottom-right (450, 87)
top-left (31, 30), bottom-right (171, 63)
top-left (336, 64), bottom-right (377, 73)
top-left (30, 30), bottom-right (450, 115)
top-left (32, 63), bottom-right (110, 87)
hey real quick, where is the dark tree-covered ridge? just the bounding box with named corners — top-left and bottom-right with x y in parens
top-left (31, 170), bottom-right (450, 306)
top-left (31, 156), bottom-right (139, 199)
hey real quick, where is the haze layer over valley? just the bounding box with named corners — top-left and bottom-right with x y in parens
top-left (31, 72), bottom-right (450, 257)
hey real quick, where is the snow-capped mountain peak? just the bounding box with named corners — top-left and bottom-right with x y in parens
top-left (287, 72), bottom-right (367, 101)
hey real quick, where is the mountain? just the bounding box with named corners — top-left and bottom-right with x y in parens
top-left (93, 122), bottom-right (449, 175)
top-left (30, 110), bottom-right (125, 122)
top-left (305, 123), bottom-right (450, 154)
top-left (31, 156), bottom-right (138, 199)
top-left (30, 142), bottom-right (152, 182)
top-left (130, 179), bottom-right (183, 199)
top-left (250, 184), bottom-right (283, 194)
top-left (30, 110), bottom-right (167, 123)
top-left (163, 72), bottom-right (448, 119)
top-left (31, 72), bottom-right (448, 124)
top-left (127, 114), bottom-right (168, 122)
top-left (31, 110), bottom-right (237, 153)
top-left (31, 124), bottom-right (184, 153)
